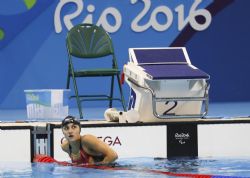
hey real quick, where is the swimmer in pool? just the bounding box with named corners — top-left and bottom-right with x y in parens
top-left (61, 115), bottom-right (118, 165)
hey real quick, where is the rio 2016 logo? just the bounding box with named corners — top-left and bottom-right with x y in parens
top-left (54, 0), bottom-right (212, 33)
top-left (175, 132), bottom-right (190, 144)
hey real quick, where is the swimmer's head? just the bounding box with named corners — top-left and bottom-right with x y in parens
top-left (61, 115), bottom-right (81, 130)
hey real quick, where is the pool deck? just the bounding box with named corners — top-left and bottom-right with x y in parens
top-left (1, 102), bottom-right (250, 124)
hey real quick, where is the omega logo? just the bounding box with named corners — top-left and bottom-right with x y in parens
top-left (97, 136), bottom-right (122, 146)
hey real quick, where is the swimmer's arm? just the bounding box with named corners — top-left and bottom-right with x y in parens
top-left (61, 142), bottom-right (70, 155)
top-left (82, 134), bottom-right (118, 165)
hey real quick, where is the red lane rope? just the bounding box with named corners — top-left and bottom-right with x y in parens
top-left (33, 154), bottom-right (215, 178)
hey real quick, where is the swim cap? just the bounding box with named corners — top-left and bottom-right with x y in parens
top-left (61, 115), bottom-right (81, 127)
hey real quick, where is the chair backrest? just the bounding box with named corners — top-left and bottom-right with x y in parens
top-left (66, 24), bottom-right (114, 58)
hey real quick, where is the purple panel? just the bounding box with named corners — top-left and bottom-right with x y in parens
top-left (133, 48), bottom-right (187, 63)
top-left (143, 64), bottom-right (209, 79)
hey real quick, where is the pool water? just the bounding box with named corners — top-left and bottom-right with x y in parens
top-left (1, 157), bottom-right (250, 178)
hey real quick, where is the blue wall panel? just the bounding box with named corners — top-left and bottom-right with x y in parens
top-left (0, 0), bottom-right (248, 109)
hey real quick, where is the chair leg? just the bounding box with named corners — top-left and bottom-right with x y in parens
top-left (72, 76), bottom-right (83, 119)
top-left (116, 74), bottom-right (126, 111)
top-left (66, 73), bottom-right (70, 89)
top-left (66, 62), bottom-right (71, 89)
top-left (109, 76), bottom-right (114, 108)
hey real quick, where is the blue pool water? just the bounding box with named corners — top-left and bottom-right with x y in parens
top-left (1, 157), bottom-right (250, 178)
